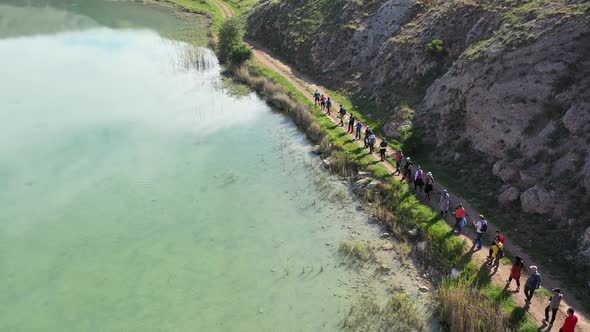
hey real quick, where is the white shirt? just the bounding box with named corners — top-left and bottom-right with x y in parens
top-left (476, 220), bottom-right (487, 233)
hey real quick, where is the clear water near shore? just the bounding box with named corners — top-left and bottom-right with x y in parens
top-left (0, 1), bottom-right (437, 331)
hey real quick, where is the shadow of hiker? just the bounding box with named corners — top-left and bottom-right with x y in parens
top-left (471, 262), bottom-right (493, 289)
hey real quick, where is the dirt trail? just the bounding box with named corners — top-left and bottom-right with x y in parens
top-left (209, 1), bottom-right (588, 330)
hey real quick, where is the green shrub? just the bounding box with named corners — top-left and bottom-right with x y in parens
top-left (427, 39), bottom-right (446, 55)
top-left (229, 43), bottom-right (253, 65)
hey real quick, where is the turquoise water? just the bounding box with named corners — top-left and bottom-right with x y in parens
top-left (0, 1), bottom-right (440, 331)
top-left (0, 1), bottom-right (395, 331)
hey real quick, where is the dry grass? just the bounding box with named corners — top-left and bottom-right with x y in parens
top-left (438, 284), bottom-right (510, 332)
top-left (338, 240), bottom-right (375, 263)
top-left (230, 64), bottom-right (324, 144)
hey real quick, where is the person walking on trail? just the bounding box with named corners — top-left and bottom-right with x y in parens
top-left (368, 132), bottom-right (376, 153)
top-left (488, 230), bottom-right (505, 260)
top-left (338, 106), bottom-right (346, 126)
top-left (320, 94), bottom-right (326, 111)
top-left (364, 127), bottom-right (373, 148)
top-left (394, 151), bottom-right (403, 175)
top-left (487, 240), bottom-right (503, 270)
top-left (524, 265), bottom-right (542, 303)
top-left (379, 138), bottom-right (387, 161)
top-left (560, 308), bottom-right (578, 332)
top-left (506, 256), bottom-right (524, 292)
top-left (314, 90), bottom-right (321, 106)
top-left (326, 97), bottom-right (332, 115)
top-left (439, 189), bottom-right (450, 215)
top-left (414, 166), bottom-right (424, 191)
top-left (424, 171), bottom-right (434, 198)
top-left (473, 214), bottom-right (487, 249)
top-left (401, 157), bottom-right (413, 182)
top-left (453, 204), bottom-right (466, 233)
top-left (355, 121), bottom-right (362, 140)
top-left (347, 114), bottom-right (356, 133)
top-left (543, 288), bottom-right (563, 327)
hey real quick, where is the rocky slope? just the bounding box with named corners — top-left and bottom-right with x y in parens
top-left (247, 0), bottom-right (590, 297)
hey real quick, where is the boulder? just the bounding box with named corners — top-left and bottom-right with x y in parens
top-left (492, 160), bottom-right (520, 183)
top-left (311, 145), bottom-right (322, 155)
top-left (579, 226), bottom-right (590, 257)
top-left (416, 241), bottom-right (428, 253)
top-left (520, 185), bottom-right (557, 215)
top-left (381, 242), bottom-right (394, 251)
top-left (353, 178), bottom-right (373, 194)
top-left (519, 171), bottom-right (537, 187)
top-left (418, 285), bottom-right (430, 292)
top-left (498, 186), bottom-right (520, 206)
top-left (562, 103), bottom-right (590, 135)
top-left (322, 158), bottom-right (332, 168)
top-left (451, 268), bottom-right (462, 278)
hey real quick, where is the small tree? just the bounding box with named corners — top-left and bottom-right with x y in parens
top-left (219, 17), bottom-right (245, 61)
top-left (218, 16), bottom-right (253, 65)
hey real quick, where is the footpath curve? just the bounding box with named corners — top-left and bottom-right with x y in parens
top-left (210, 1), bottom-right (588, 330)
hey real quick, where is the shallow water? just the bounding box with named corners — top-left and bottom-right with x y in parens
top-left (0, 1), bottom-right (436, 331)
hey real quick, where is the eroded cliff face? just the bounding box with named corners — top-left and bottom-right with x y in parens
top-left (247, 0), bottom-right (590, 269)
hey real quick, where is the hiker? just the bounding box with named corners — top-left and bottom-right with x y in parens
top-left (347, 114), bottom-right (356, 133)
top-left (414, 166), bottom-right (424, 191)
top-left (355, 121), bottom-right (362, 140)
top-left (401, 157), bottom-right (413, 182)
top-left (439, 189), bottom-right (450, 215)
top-left (488, 230), bottom-right (506, 260)
top-left (326, 97), bottom-right (332, 115)
top-left (560, 308), bottom-right (578, 332)
top-left (506, 256), bottom-right (524, 292)
top-left (364, 127), bottom-right (372, 148)
top-left (379, 138), bottom-right (387, 161)
top-left (424, 171), bottom-right (434, 198)
top-left (368, 132), bottom-right (376, 153)
top-left (543, 288), bottom-right (563, 327)
top-left (314, 90), bottom-right (321, 106)
top-left (338, 105), bottom-right (346, 126)
top-left (394, 151), bottom-right (403, 175)
top-left (524, 265), bottom-right (542, 303)
top-left (453, 204), bottom-right (466, 233)
top-left (473, 214), bottom-right (487, 249)
top-left (487, 240), bottom-right (503, 270)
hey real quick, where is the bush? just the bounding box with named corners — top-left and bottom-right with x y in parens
top-left (427, 39), bottom-right (446, 55)
top-left (229, 43), bottom-right (253, 65)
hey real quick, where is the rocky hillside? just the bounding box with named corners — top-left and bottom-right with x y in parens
top-left (247, 0), bottom-right (590, 298)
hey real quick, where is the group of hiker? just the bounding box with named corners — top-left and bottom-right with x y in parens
top-left (313, 88), bottom-right (580, 332)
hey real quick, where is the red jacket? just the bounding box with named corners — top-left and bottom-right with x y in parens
top-left (497, 234), bottom-right (505, 244)
top-left (510, 262), bottom-right (523, 279)
top-left (561, 314), bottom-right (578, 332)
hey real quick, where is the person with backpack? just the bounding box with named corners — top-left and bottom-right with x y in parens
top-left (401, 157), bottom-right (413, 182)
top-left (473, 215), bottom-right (487, 248)
top-left (325, 97), bottom-right (332, 115)
top-left (338, 106), bottom-right (346, 126)
top-left (454, 204), bottom-right (466, 233)
top-left (524, 265), bottom-right (542, 303)
top-left (414, 166), bottom-right (424, 191)
top-left (393, 151), bottom-right (403, 175)
top-left (320, 94), bottom-right (326, 111)
top-left (506, 256), bottom-right (524, 292)
top-left (488, 230), bottom-right (505, 260)
top-left (561, 308), bottom-right (578, 332)
top-left (379, 138), bottom-right (387, 161)
top-left (368, 133), bottom-right (376, 153)
top-left (314, 90), bottom-right (321, 106)
top-left (355, 121), bottom-right (362, 140)
top-left (347, 114), bottom-right (356, 133)
top-left (543, 288), bottom-right (563, 327)
top-left (487, 241), bottom-right (503, 270)
top-left (424, 171), bottom-right (434, 198)
top-left (439, 189), bottom-right (450, 216)
top-left (364, 127), bottom-right (373, 148)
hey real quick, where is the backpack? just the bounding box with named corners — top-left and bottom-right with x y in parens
top-left (480, 221), bottom-right (488, 233)
top-left (368, 135), bottom-right (376, 144)
top-left (460, 217), bottom-right (467, 228)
